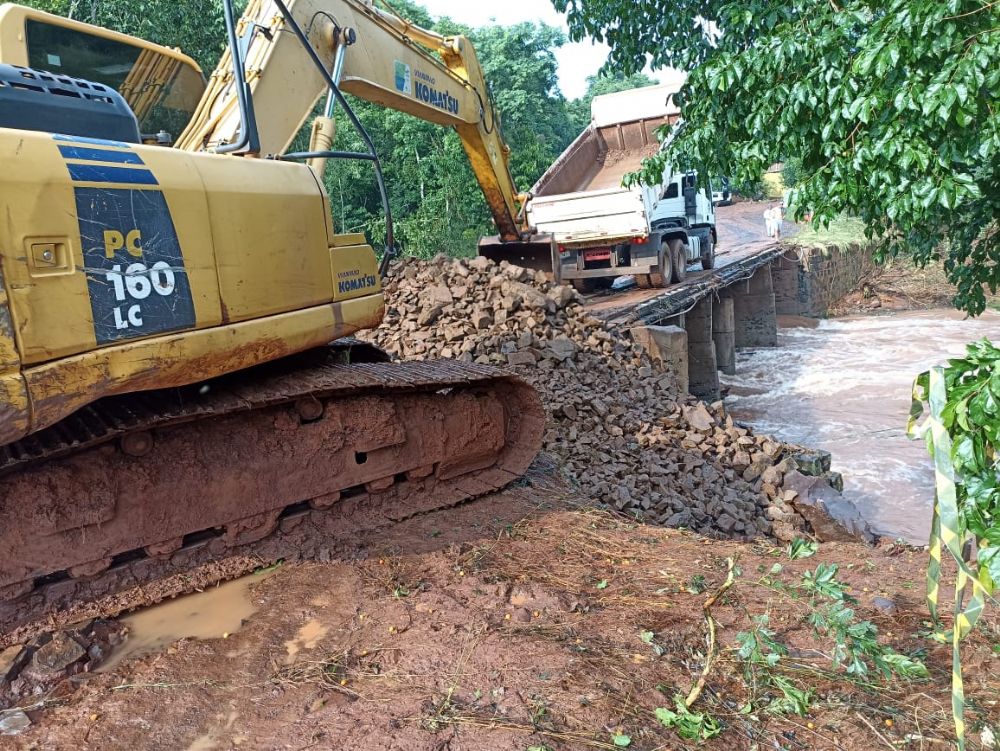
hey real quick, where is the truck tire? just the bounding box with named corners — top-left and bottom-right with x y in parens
top-left (670, 238), bottom-right (687, 283)
top-left (571, 277), bottom-right (613, 294)
top-left (701, 236), bottom-right (716, 271)
top-left (636, 241), bottom-right (672, 289)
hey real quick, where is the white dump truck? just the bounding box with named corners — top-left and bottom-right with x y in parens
top-left (524, 84), bottom-right (718, 293)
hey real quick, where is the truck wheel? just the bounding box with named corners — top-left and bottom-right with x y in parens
top-left (636, 241), bottom-right (672, 289)
top-left (701, 237), bottom-right (716, 271)
top-left (670, 238), bottom-right (687, 283)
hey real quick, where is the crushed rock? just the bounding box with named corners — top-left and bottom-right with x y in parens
top-left (1, 620), bottom-right (126, 711)
top-left (362, 255), bottom-right (850, 541)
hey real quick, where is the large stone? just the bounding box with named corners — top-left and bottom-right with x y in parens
top-left (771, 520), bottom-right (800, 543)
top-left (469, 255), bottom-right (493, 272)
top-left (716, 513), bottom-right (737, 533)
top-left (0, 710), bottom-right (31, 736)
top-left (417, 303), bottom-right (445, 327)
top-left (788, 449), bottom-right (833, 477)
top-left (22, 631), bottom-right (86, 682)
top-left (504, 281), bottom-right (548, 310)
top-left (426, 285), bottom-right (454, 305)
top-left (666, 510), bottom-right (693, 527)
top-left (472, 309), bottom-right (493, 330)
top-left (0, 644), bottom-right (28, 682)
top-left (547, 336), bottom-right (578, 361)
top-left (547, 285), bottom-right (577, 309)
top-left (761, 465), bottom-right (783, 487)
top-left (783, 470), bottom-right (875, 543)
top-left (683, 403), bottom-right (716, 433)
top-left (871, 597), bottom-right (898, 616)
top-left (506, 350), bottom-right (538, 367)
top-left (822, 470), bottom-right (844, 493)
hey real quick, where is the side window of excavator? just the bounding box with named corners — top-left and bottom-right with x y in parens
top-left (24, 20), bottom-right (205, 140)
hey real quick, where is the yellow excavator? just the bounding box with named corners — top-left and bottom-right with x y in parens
top-left (0, 0), bottom-right (546, 638)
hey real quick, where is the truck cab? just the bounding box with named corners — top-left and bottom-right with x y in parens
top-left (648, 167), bottom-right (717, 272)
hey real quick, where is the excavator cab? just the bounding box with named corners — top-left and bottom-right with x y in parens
top-left (0, 0), bottom-right (386, 448)
top-left (0, 4), bottom-right (206, 143)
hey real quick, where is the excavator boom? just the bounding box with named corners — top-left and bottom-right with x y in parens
top-left (175, 0), bottom-right (524, 242)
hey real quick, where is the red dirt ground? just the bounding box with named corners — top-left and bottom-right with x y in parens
top-left (9, 464), bottom-right (998, 751)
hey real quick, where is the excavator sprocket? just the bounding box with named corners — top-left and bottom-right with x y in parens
top-left (0, 346), bottom-right (544, 645)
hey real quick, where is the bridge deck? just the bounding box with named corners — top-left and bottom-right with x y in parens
top-left (584, 243), bottom-right (787, 328)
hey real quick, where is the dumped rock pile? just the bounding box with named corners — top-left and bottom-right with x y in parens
top-left (364, 255), bottom-right (844, 541)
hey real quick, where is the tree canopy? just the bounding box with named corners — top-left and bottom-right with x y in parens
top-left (554, 0), bottom-right (1000, 315)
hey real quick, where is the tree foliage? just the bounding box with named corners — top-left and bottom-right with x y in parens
top-left (554, 0), bottom-right (1000, 315)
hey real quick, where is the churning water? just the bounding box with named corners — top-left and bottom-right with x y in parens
top-left (723, 309), bottom-right (1000, 544)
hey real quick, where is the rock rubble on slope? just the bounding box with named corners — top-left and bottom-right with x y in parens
top-left (363, 255), bottom-right (848, 541)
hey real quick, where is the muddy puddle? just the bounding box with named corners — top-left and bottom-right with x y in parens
top-left (100, 572), bottom-right (272, 672)
top-left (722, 308), bottom-right (1000, 543)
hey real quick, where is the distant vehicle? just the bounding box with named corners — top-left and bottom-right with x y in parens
top-left (713, 177), bottom-right (733, 206)
top-left (518, 84), bottom-right (718, 293)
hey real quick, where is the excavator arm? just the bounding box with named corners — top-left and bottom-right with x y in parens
top-left (175, 0), bottom-right (525, 242)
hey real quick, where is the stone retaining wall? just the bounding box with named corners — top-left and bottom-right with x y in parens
top-left (773, 242), bottom-right (876, 317)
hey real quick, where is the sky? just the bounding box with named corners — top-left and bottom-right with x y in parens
top-left (415, 0), bottom-right (670, 100)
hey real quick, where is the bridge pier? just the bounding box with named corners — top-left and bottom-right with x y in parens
top-left (771, 255), bottom-right (800, 315)
top-left (712, 297), bottom-right (736, 375)
top-left (729, 265), bottom-right (778, 348)
top-left (685, 297), bottom-right (720, 400)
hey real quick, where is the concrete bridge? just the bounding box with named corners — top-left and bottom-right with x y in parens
top-left (583, 206), bottom-right (874, 400)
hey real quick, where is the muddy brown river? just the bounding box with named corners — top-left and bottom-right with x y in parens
top-left (723, 308), bottom-right (999, 544)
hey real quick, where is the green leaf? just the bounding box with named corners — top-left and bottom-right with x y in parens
top-left (788, 538), bottom-right (819, 560)
top-left (596, 579), bottom-right (609, 590)
top-left (656, 697), bottom-right (723, 740)
top-left (612, 734), bottom-right (632, 747)
top-left (881, 652), bottom-right (930, 679)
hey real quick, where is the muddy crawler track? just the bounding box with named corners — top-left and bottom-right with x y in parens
top-left (0, 347), bottom-right (544, 646)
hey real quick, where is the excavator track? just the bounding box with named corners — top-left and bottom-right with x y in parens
top-left (0, 345), bottom-right (544, 646)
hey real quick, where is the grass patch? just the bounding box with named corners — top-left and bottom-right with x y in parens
top-left (792, 215), bottom-right (867, 247)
